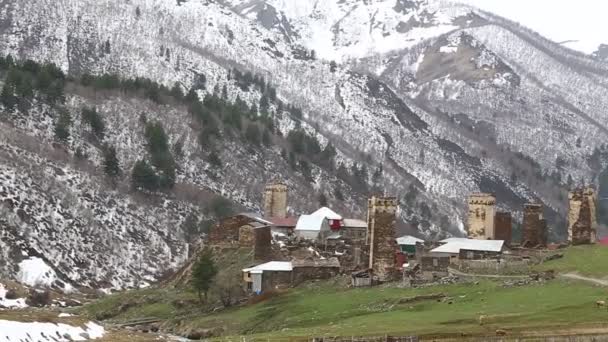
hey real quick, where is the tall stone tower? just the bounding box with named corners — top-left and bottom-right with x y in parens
top-left (568, 188), bottom-right (597, 245)
top-left (494, 212), bottom-right (512, 245)
top-left (263, 182), bottom-right (287, 218)
top-left (367, 196), bottom-right (398, 282)
top-left (467, 193), bottom-right (496, 239)
top-left (522, 203), bottom-right (547, 247)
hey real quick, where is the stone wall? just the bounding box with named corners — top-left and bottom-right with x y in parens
top-left (458, 249), bottom-right (501, 260)
top-left (253, 226), bottom-right (272, 261)
top-left (420, 256), bottom-right (450, 272)
top-left (568, 188), bottom-right (597, 245)
top-left (456, 259), bottom-right (530, 275)
top-left (208, 215), bottom-right (253, 244)
top-left (522, 204), bottom-right (547, 247)
top-left (292, 266), bottom-right (340, 285)
top-left (238, 225), bottom-right (255, 247)
top-left (367, 197), bottom-right (398, 281)
top-left (260, 271), bottom-right (292, 292)
top-left (341, 227), bottom-right (367, 241)
top-left (494, 212), bottom-right (512, 245)
top-left (467, 193), bottom-right (496, 239)
top-left (263, 182), bottom-right (288, 218)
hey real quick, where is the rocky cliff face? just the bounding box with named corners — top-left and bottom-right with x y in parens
top-left (0, 0), bottom-right (607, 289)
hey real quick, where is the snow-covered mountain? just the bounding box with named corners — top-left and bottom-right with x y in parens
top-left (1, 0), bottom-right (608, 289)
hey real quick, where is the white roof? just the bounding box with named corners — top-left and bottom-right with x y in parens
top-left (343, 218), bottom-right (367, 228)
top-left (311, 207), bottom-right (342, 220)
top-left (431, 239), bottom-right (505, 254)
top-left (243, 261), bottom-right (293, 273)
top-left (396, 235), bottom-right (424, 245)
top-left (295, 214), bottom-right (327, 231)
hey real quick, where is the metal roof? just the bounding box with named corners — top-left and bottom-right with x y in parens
top-left (242, 261), bottom-right (293, 273)
top-left (265, 216), bottom-right (298, 228)
top-left (237, 213), bottom-right (274, 225)
top-left (431, 239), bottom-right (505, 254)
top-left (311, 207), bottom-right (342, 220)
top-left (295, 214), bottom-right (327, 231)
top-left (396, 235), bottom-right (424, 245)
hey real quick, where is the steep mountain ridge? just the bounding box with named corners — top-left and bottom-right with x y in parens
top-left (1, 0), bottom-right (608, 289)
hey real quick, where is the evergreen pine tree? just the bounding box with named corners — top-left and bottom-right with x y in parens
top-left (54, 111), bottom-right (72, 144)
top-left (170, 82), bottom-right (184, 100)
top-left (245, 124), bottom-right (261, 146)
top-left (102, 144), bottom-right (121, 179)
top-left (191, 249), bottom-right (218, 303)
top-left (82, 107), bottom-right (105, 141)
top-left (318, 193), bottom-right (328, 207)
top-left (262, 129), bottom-right (271, 146)
top-left (131, 159), bottom-right (159, 191)
top-left (208, 150), bottom-right (222, 168)
top-left (330, 60), bottom-right (337, 73)
top-left (0, 82), bottom-right (17, 110)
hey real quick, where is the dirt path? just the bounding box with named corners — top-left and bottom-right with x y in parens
top-left (560, 273), bottom-right (608, 286)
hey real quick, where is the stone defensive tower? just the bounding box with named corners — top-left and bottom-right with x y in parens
top-left (522, 203), bottom-right (547, 247)
top-left (494, 212), bottom-right (512, 245)
top-left (467, 193), bottom-right (496, 239)
top-left (568, 188), bottom-right (597, 245)
top-left (367, 196), bottom-right (398, 282)
top-left (263, 182), bottom-right (287, 218)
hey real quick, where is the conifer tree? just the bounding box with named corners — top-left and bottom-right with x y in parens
top-left (54, 111), bottom-right (72, 144)
top-left (191, 249), bottom-right (218, 303)
top-left (103, 144), bottom-right (121, 179)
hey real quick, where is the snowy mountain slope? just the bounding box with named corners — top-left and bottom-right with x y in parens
top-left (225, 0), bottom-right (475, 62)
top-left (0, 0), bottom-right (608, 289)
top-left (231, 0), bottom-right (608, 205)
top-left (0, 0), bottom-right (503, 232)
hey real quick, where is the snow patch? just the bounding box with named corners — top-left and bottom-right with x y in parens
top-left (0, 284), bottom-right (28, 309)
top-left (17, 257), bottom-right (57, 288)
top-left (0, 320), bottom-right (104, 341)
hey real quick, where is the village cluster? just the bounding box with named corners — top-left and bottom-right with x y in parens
top-left (207, 183), bottom-right (601, 294)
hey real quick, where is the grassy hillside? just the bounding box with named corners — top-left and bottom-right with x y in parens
top-left (81, 278), bottom-right (608, 340)
top-left (534, 245), bottom-right (608, 277)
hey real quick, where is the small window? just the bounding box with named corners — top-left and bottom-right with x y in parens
top-left (467, 251), bottom-right (474, 259)
top-left (433, 259), bottom-right (438, 267)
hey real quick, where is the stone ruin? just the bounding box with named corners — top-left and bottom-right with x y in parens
top-left (367, 196), bottom-right (398, 282)
top-left (568, 188), bottom-right (597, 245)
top-left (522, 203), bottom-right (547, 248)
top-left (494, 212), bottom-right (512, 245)
top-left (467, 193), bottom-right (496, 239)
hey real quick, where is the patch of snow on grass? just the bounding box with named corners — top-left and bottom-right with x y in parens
top-left (0, 320), bottom-right (104, 341)
top-left (0, 284), bottom-right (28, 309)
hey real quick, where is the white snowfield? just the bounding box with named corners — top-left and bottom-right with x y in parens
top-left (0, 320), bottom-right (105, 341)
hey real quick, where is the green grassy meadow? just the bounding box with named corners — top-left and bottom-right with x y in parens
top-left (534, 245), bottom-right (608, 277)
top-left (76, 244), bottom-right (608, 340)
